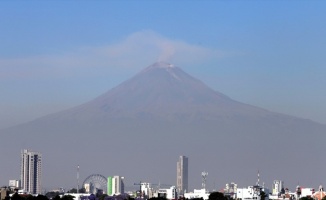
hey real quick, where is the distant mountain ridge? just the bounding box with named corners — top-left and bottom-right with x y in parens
top-left (1, 62), bottom-right (325, 191)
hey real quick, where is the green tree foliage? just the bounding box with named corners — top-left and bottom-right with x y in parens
top-left (78, 188), bottom-right (86, 194)
top-left (99, 194), bottom-right (108, 200)
top-left (11, 193), bottom-right (23, 200)
top-left (300, 197), bottom-right (314, 200)
top-left (53, 195), bottom-right (61, 200)
top-left (25, 194), bottom-right (35, 200)
top-left (68, 189), bottom-right (77, 193)
top-left (61, 195), bottom-right (75, 200)
top-left (148, 197), bottom-right (167, 200)
top-left (45, 192), bottom-right (60, 199)
top-left (209, 192), bottom-right (227, 200)
top-left (35, 195), bottom-right (49, 200)
top-left (10, 194), bottom-right (50, 200)
top-left (260, 191), bottom-right (266, 200)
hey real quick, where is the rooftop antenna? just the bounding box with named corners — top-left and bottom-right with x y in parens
top-left (256, 170), bottom-right (260, 186)
top-left (202, 171), bottom-right (208, 190)
top-left (77, 165), bottom-right (80, 193)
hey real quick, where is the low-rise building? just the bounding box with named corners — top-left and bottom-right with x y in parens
top-left (237, 185), bottom-right (269, 200)
top-left (184, 189), bottom-right (210, 200)
top-left (154, 186), bottom-right (177, 200)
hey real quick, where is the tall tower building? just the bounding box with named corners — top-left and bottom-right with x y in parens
top-left (21, 149), bottom-right (42, 194)
top-left (107, 176), bottom-right (124, 195)
top-left (177, 155), bottom-right (188, 195)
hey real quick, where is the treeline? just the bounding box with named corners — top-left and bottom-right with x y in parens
top-left (6, 193), bottom-right (75, 200)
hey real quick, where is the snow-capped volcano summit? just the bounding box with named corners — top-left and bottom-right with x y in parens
top-left (1, 62), bottom-right (325, 190)
top-left (146, 61), bottom-right (175, 69)
top-left (39, 62), bottom-right (269, 122)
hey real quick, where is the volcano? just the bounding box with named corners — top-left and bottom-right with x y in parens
top-left (1, 62), bottom-right (325, 191)
top-left (38, 62), bottom-right (273, 122)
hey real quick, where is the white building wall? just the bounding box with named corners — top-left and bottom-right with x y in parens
top-left (9, 180), bottom-right (20, 188)
top-left (237, 186), bottom-right (269, 200)
top-left (184, 189), bottom-right (210, 200)
top-left (177, 156), bottom-right (188, 194)
top-left (272, 180), bottom-right (284, 195)
top-left (112, 176), bottom-right (124, 194)
top-left (157, 186), bottom-right (178, 200)
top-left (301, 188), bottom-right (315, 197)
top-left (21, 149), bottom-right (42, 194)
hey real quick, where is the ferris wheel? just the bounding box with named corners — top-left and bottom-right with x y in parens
top-left (82, 174), bottom-right (107, 194)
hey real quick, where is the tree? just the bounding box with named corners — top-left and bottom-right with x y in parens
top-left (45, 191), bottom-right (60, 199)
top-left (260, 191), bottom-right (266, 200)
top-left (78, 188), bottom-right (86, 193)
top-left (11, 193), bottom-right (23, 200)
top-left (68, 189), bottom-right (77, 193)
top-left (148, 197), bottom-right (166, 200)
top-left (300, 197), bottom-right (314, 200)
top-left (61, 195), bottom-right (75, 200)
top-left (99, 194), bottom-right (108, 200)
top-left (26, 194), bottom-right (35, 200)
top-left (209, 192), bottom-right (227, 200)
top-left (281, 188), bottom-right (285, 195)
top-left (53, 195), bottom-right (61, 200)
top-left (35, 194), bottom-right (49, 200)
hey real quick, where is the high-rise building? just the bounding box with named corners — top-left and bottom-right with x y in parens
top-left (21, 149), bottom-right (42, 194)
top-left (107, 177), bottom-right (113, 195)
top-left (177, 155), bottom-right (188, 195)
top-left (272, 180), bottom-right (284, 195)
top-left (107, 176), bottom-right (124, 195)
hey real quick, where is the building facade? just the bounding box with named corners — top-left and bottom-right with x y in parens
top-left (21, 149), bottom-right (42, 194)
top-left (9, 180), bottom-right (20, 189)
top-left (107, 176), bottom-right (124, 195)
top-left (237, 185), bottom-right (269, 200)
top-left (184, 189), bottom-right (210, 200)
top-left (177, 155), bottom-right (188, 195)
top-left (272, 180), bottom-right (284, 195)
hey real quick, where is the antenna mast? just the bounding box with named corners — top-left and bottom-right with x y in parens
top-left (202, 171), bottom-right (208, 190)
top-left (77, 165), bottom-right (80, 193)
top-left (256, 170), bottom-right (260, 186)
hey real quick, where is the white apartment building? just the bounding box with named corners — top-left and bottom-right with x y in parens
top-left (225, 182), bottom-right (238, 193)
top-left (21, 149), bottom-right (42, 194)
top-left (177, 155), bottom-right (188, 195)
top-left (225, 182), bottom-right (238, 199)
top-left (184, 189), bottom-right (210, 200)
top-left (237, 185), bottom-right (269, 200)
top-left (107, 176), bottom-right (124, 195)
top-left (155, 186), bottom-right (178, 200)
top-left (272, 180), bottom-right (284, 195)
top-left (9, 180), bottom-right (20, 188)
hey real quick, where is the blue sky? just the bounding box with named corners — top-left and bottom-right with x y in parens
top-left (1, 1), bottom-right (326, 129)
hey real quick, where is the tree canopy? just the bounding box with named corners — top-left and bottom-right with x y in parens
top-left (209, 192), bottom-right (227, 200)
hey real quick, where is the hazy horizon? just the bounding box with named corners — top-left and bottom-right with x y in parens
top-left (1, 1), bottom-right (326, 193)
top-left (1, 1), bottom-right (326, 130)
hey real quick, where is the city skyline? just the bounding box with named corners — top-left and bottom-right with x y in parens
top-left (6, 150), bottom-right (326, 195)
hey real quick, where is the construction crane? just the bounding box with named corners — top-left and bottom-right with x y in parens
top-left (152, 182), bottom-right (172, 190)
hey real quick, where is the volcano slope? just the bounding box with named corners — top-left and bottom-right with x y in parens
top-left (1, 62), bottom-right (325, 190)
